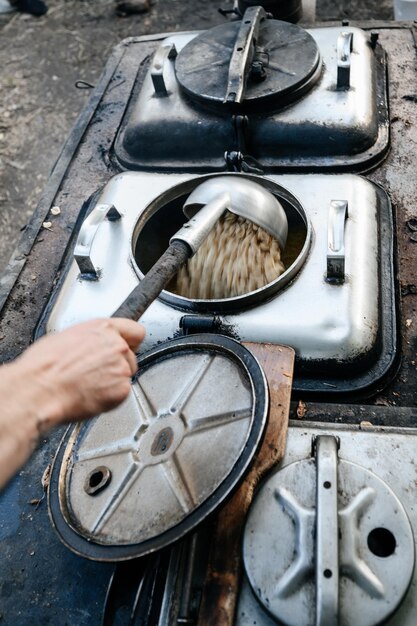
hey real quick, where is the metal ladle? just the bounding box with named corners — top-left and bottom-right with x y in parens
top-left (113, 176), bottom-right (288, 321)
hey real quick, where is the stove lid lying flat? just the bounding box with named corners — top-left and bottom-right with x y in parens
top-left (48, 334), bottom-right (268, 561)
top-left (129, 424), bottom-right (417, 625)
top-left (238, 425), bottom-right (417, 626)
top-left (114, 17), bottom-right (389, 172)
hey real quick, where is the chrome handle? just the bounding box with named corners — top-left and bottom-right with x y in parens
top-left (337, 32), bottom-right (353, 90)
top-left (224, 6), bottom-right (266, 104)
top-left (314, 436), bottom-right (340, 626)
top-left (151, 43), bottom-right (177, 96)
top-left (74, 203), bottom-right (121, 279)
top-left (327, 200), bottom-right (348, 282)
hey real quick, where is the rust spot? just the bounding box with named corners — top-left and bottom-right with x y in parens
top-left (296, 400), bottom-right (307, 419)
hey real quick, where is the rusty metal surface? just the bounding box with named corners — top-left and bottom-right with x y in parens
top-left (0, 37), bottom-right (158, 362)
top-left (197, 343), bottom-right (295, 626)
top-left (366, 25), bottom-right (417, 408)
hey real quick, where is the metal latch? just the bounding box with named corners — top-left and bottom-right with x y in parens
top-left (223, 116), bottom-right (265, 174)
top-left (180, 315), bottom-right (220, 335)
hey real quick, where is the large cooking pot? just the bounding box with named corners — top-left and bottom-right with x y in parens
top-left (131, 173), bottom-right (311, 314)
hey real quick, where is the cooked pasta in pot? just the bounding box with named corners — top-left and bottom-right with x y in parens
top-left (174, 212), bottom-right (285, 299)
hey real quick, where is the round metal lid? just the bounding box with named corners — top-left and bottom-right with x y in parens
top-left (49, 334), bottom-right (268, 561)
top-left (243, 451), bottom-right (414, 626)
top-left (175, 17), bottom-right (321, 111)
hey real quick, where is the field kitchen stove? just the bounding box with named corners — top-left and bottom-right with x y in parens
top-left (2, 6), bottom-right (417, 626)
top-left (42, 8), bottom-right (395, 397)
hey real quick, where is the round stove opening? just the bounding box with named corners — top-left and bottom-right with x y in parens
top-left (131, 175), bottom-right (311, 312)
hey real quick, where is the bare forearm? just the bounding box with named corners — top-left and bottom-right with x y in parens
top-left (0, 361), bottom-right (63, 489)
top-left (0, 319), bottom-right (145, 491)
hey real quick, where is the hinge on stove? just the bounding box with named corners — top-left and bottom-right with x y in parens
top-left (224, 151), bottom-right (264, 174)
top-left (180, 315), bottom-right (220, 335)
top-left (233, 115), bottom-right (249, 152)
top-left (225, 115), bottom-right (265, 174)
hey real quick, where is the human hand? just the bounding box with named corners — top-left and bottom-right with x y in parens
top-left (0, 318), bottom-right (144, 490)
top-left (13, 318), bottom-right (145, 428)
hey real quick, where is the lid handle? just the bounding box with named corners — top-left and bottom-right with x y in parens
top-left (74, 203), bottom-right (121, 279)
top-left (337, 32), bottom-right (353, 90)
top-left (151, 43), bottom-right (177, 96)
top-left (224, 6), bottom-right (267, 104)
top-left (314, 435), bottom-right (340, 626)
top-left (327, 200), bottom-right (348, 282)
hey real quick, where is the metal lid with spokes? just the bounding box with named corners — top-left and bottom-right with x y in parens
top-left (48, 334), bottom-right (268, 561)
top-left (243, 435), bottom-right (415, 626)
top-left (175, 9), bottom-right (321, 112)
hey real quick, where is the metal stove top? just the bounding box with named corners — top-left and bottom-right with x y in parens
top-left (114, 19), bottom-right (389, 172)
top-left (43, 170), bottom-right (396, 396)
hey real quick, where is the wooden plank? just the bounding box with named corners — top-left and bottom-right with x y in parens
top-left (197, 343), bottom-right (295, 626)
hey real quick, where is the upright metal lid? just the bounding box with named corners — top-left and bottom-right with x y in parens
top-left (49, 334), bottom-right (268, 561)
top-left (175, 8), bottom-right (321, 111)
top-left (243, 435), bottom-right (414, 626)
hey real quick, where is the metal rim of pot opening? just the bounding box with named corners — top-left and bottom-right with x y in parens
top-left (130, 172), bottom-right (312, 314)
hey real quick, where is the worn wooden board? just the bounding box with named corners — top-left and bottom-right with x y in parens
top-left (197, 343), bottom-right (295, 626)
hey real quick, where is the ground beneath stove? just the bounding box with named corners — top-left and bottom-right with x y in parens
top-left (0, 0), bottom-right (394, 273)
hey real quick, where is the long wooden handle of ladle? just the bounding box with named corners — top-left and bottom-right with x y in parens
top-left (112, 192), bottom-right (232, 321)
top-left (112, 240), bottom-right (190, 321)
top-left (111, 177), bottom-right (285, 322)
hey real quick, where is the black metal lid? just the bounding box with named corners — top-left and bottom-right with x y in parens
top-left (175, 9), bottom-right (321, 112)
